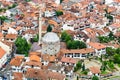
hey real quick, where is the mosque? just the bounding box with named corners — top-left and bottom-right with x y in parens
top-left (38, 2), bottom-right (60, 55)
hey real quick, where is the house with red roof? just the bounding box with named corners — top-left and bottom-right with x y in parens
top-left (87, 42), bottom-right (106, 56)
top-left (61, 48), bottom-right (95, 59)
top-left (0, 47), bottom-right (7, 69)
top-left (89, 66), bottom-right (101, 76)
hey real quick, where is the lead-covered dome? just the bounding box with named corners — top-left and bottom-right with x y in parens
top-left (42, 32), bottom-right (60, 55)
top-left (42, 32), bottom-right (60, 43)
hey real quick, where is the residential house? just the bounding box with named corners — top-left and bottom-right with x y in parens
top-left (89, 66), bottom-right (101, 76)
top-left (10, 56), bottom-right (24, 72)
top-left (61, 56), bottom-right (77, 66)
top-left (23, 55), bottom-right (42, 70)
top-left (5, 34), bottom-right (17, 42)
top-left (0, 47), bottom-right (7, 69)
top-left (62, 48), bottom-right (95, 59)
top-left (0, 41), bottom-right (12, 59)
top-left (24, 68), bottom-right (66, 80)
top-left (108, 23), bottom-right (120, 34)
top-left (87, 42), bottom-right (106, 56)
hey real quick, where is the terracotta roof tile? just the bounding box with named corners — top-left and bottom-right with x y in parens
top-left (5, 34), bottom-right (17, 39)
top-left (10, 56), bottom-right (24, 66)
top-left (30, 55), bottom-right (40, 62)
top-left (88, 42), bottom-right (106, 50)
top-left (13, 72), bottom-right (23, 80)
top-left (89, 66), bottom-right (100, 74)
top-left (0, 47), bottom-right (6, 58)
top-left (61, 48), bottom-right (95, 54)
top-left (61, 57), bottom-right (77, 64)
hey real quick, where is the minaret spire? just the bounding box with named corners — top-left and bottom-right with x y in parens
top-left (38, 1), bottom-right (45, 45)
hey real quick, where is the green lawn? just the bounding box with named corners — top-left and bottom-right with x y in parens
top-left (101, 71), bottom-right (109, 74)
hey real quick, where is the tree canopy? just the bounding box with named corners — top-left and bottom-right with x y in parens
top-left (32, 34), bottom-right (39, 42)
top-left (92, 76), bottom-right (99, 80)
top-left (47, 25), bottom-right (52, 32)
top-left (15, 36), bottom-right (31, 56)
top-left (0, 16), bottom-right (8, 25)
top-left (55, 10), bottom-right (63, 16)
top-left (61, 31), bottom-right (86, 49)
top-left (67, 40), bottom-right (86, 49)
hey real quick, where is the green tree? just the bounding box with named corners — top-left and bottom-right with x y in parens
top-left (79, 41), bottom-right (87, 49)
top-left (55, 10), bottom-right (63, 16)
top-left (108, 61), bottom-right (114, 69)
top-left (8, 3), bottom-right (18, 9)
top-left (76, 61), bottom-right (82, 69)
top-left (32, 34), bottom-right (39, 42)
top-left (66, 40), bottom-right (73, 49)
top-left (73, 40), bottom-right (80, 49)
top-left (98, 36), bottom-right (110, 43)
top-left (0, 16), bottom-right (8, 25)
top-left (60, 0), bottom-right (63, 3)
top-left (47, 25), bottom-right (52, 32)
top-left (65, 34), bottom-right (72, 42)
top-left (61, 31), bottom-right (68, 41)
top-left (118, 38), bottom-right (120, 43)
top-left (113, 54), bottom-right (120, 64)
top-left (106, 47), bottom-right (116, 56)
top-left (82, 64), bottom-right (85, 71)
top-left (92, 76), bottom-right (99, 80)
top-left (108, 31), bottom-right (115, 40)
top-left (116, 48), bottom-right (120, 54)
top-left (15, 36), bottom-right (31, 56)
top-left (77, 76), bottom-right (79, 80)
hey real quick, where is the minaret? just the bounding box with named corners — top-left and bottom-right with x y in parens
top-left (38, 3), bottom-right (45, 45)
top-left (38, 6), bottom-right (42, 45)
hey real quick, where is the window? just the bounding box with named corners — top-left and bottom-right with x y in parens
top-left (82, 54), bottom-right (86, 57)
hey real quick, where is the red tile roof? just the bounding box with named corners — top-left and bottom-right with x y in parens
top-left (61, 57), bottom-right (77, 64)
top-left (89, 66), bottom-right (100, 74)
top-left (88, 42), bottom-right (106, 50)
top-left (13, 72), bottom-right (23, 80)
top-left (0, 47), bottom-right (6, 59)
top-left (61, 48), bottom-right (95, 54)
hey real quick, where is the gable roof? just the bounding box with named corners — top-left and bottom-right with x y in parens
top-left (88, 42), bottom-right (106, 50)
top-left (89, 66), bottom-right (100, 74)
top-left (10, 56), bottom-right (24, 66)
top-left (61, 57), bottom-right (77, 64)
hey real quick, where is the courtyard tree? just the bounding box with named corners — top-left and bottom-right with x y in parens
top-left (92, 76), bottom-right (99, 80)
top-left (65, 34), bottom-right (72, 42)
top-left (66, 40), bottom-right (73, 49)
top-left (47, 25), bottom-right (52, 32)
top-left (32, 34), bottom-right (39, 42)
top-left (15, 36), bottom-right (31, 56)
top-left (61, 31), bottom-right (68, 41)
top-left (79, 41), bottom-right (87, 49)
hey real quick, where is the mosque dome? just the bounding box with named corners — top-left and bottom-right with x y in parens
top-left (42, 32), bottom-right (60, 55)
top-left (42, 32), bottom-right (60, 43)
